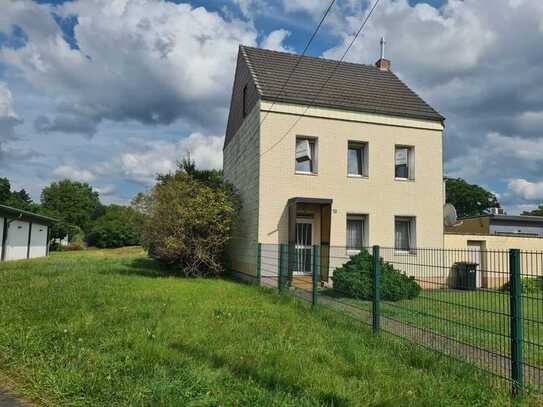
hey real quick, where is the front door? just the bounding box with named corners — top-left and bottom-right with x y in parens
top-left (295, 218), bottom-right (313, 275)
top-left (467, 241), bottom-right (483, 288)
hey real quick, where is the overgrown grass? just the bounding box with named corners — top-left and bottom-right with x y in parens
top-left (0, 248), bottom-right (535, 406)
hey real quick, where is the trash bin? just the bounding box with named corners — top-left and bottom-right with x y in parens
top-left (453, 262), bottom-right (478, 290)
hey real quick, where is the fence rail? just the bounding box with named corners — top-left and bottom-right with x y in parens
top-left (227, 242), bottom-right (543, 395)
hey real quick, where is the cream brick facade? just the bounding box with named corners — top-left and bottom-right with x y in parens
top-left (224, 100), bottom-right (445, 279)
top-left (258, 101), bottom-right (444, 248)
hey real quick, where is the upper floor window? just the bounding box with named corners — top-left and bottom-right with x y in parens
top-left (295, 137), bottom-right (317, 174)
top-left (395, 216), bottom-right (416, 252)
top-left (395, 145), bottom-right (414, 180)
top-left (242, 84), bottom-right (248, 118)
top-left (348, 142), bottom-right (368, 177)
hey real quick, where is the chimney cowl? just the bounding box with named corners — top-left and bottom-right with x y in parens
top-left (375, 58), bottom-right (391, 71)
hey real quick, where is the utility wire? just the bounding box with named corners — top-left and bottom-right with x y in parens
top-left (259, 0), bottom-right (337, 128)
top-left (260, 0), bottom-right (382, 158)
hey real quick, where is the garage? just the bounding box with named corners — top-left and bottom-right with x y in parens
top-left (0, 204), bottom-right (57, 262)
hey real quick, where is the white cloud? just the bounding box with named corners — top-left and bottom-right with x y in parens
top-left (120, 133), bottom-right (223, 185)
top-left (260, 29), bottom-right (293, 52)
top-left (0, 81), bottom-right (24, 164)
top-left (1, 0), bottom-right (258, 136)
top-left (508, 179), bottom-right (543, 200)
top-left (516, 111), bottom-right (543, 131)
top-left (52, 164), bottom-right (96, 182)
top-left (95, 185), bottom-right (116, 196)
top-left (282, 0), bottom-right (331, 17)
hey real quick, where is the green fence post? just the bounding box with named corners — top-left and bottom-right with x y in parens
top-left (256, 243), bottom-right (262, 285)
top-left (372, 245), bottom-right (381, 334)
top-left (312, 245), bottom-right (320, 307)
top-left (509, 248), bottom-right (524, 395)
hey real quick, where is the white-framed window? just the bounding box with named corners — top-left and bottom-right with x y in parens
top-left (346, 214), bottom-right (367, 252)
top-left (395, 145), bottom-right (415, 180)
top-left (347, 142), bottom-right (368, 177)
top-left (395, 216), bottom-right (416, 252)
top-left (295, 137), bottom-right (317, 174)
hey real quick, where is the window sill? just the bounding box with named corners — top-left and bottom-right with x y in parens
top-left (394, 249), bottom-right (416, 256)
top-left (346, 249), bottom-right (362, 256)
top-left (295, 171), bottom-right (318, 176)
top-left (394, 177), bottom-right (415, 182)
top-left (347, 174), bottom-right (368, 179)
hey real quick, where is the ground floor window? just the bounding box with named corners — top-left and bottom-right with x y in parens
top-left (395, 216), bottom-right (416, 252)
top-left (346, 215), bottom-right (367, 251)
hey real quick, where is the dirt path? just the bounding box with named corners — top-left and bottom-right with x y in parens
top-left (0, 389), bottom-right (31, 407)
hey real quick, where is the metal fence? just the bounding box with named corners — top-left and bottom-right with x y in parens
top-left (230, 243), bottom-right (543, 395)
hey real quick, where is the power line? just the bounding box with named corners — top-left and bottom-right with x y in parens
top-left (259, 0), bottom-right (337, 128)
top-left (260, 0), bottom-right (382, 158)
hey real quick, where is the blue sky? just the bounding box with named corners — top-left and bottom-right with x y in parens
top-left (1, 0), bottom-right (543, 213)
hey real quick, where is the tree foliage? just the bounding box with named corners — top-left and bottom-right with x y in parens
top-left (0, 177), bottom-right (35, 211)
top-left (522, 205), bottom-right (543, 216)
top-left (445, 177), bottom-right (500, 218)
top-left (87, 205), bottom-right (144, 248)
top-left (41, 180), bottom-right (103, 237)
top-left (332, 250), bottom-right (421, 301)
top-left (141, 161), bottom-right (240, 277)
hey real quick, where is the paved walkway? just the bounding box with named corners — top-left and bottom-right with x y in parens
top-left (0, 389), bottom-right (31, 407)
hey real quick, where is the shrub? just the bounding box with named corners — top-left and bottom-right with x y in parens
top-left (502, 277), bottom-right (543, 294)
top-left (141, 162), bottom-right (240, 277)
top-left (332, 250), bottom-right (421, 301)
top-left (87, 205), bottom-right (143, 248)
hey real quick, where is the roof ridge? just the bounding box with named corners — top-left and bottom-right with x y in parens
top-left (240, 44), bottom-right (377, 70)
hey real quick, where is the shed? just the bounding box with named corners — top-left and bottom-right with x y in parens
top-left (0, 204), bottom-right (57, 262)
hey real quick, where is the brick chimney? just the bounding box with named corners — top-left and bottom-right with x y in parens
top-left (375, 36), bottom-right (390, 71)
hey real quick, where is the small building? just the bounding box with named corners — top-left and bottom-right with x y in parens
top-left (0, 204), bottom-right (57, 262)
top-left (445, 213), bottom-right (543, 288)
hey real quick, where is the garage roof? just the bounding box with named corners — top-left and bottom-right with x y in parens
top-left (0, 204), bottom-right (58, 224)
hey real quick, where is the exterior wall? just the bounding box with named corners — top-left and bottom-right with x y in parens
top-left (446, 217), bottom-right (489, 235)
top-left (257, 101), bottom-right (444, 280)
top-left (490, 219), bottom-right (543, 237)
top-left (29, 223), bottom-right (48, 258)
top-left (444, 233), bottom-right (543, 288)
top-left (223, 102), bottom-right (260, 277)
top-left (5, 220), bottom-right (30, 261)
top-left (258, 102), bottom-right (444, 246)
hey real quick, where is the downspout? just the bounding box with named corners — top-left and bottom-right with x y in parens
top-left (1, 214), bottom-right (22, 262)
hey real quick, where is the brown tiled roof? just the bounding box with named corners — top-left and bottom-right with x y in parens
top-left (240, 45), bottom-right (444, 122)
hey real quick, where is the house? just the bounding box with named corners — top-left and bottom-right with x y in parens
top-left (0, 204), bottom-right (57, 262)
top-left (444, 212), bottom-right (543, 287)
top-left (223, 45), bottom-right (445, 281)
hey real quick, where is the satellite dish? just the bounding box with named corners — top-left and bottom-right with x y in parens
top-left (444, 203), bottom-right (459, 227)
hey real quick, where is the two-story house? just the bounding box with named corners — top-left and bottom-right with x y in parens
top-left (223, 45), bottom-right (445, 281)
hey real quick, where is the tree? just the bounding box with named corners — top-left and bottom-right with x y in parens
top-left (445, 177), bottom-right (500, 218)
top-left (141, 161), bottom-right (240, 277)
top-left (0, 177), bottom-right (10, 203)
top-left (41, 180), bottom-right (103, 236)
top-left (87, 205), bottom-right (143, 248)
top-left (522, 205), bottom-right (543, 216)
top-left (0, 177), bottom-right (36, 212)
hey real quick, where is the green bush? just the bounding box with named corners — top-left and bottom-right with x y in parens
top-left (87, 205), bottom-right (143, 248)
top-left (502, 277), bottom-right (543, 294)
top-left (332, 250), bottom-right (421, 301)
top-left (141, 160), bottom-right (240, 277)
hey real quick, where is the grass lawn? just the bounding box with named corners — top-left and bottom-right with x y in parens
top-left (321, 287), bottom-right (543, 367)
top-left (0, 248), bottom-right (536, 406)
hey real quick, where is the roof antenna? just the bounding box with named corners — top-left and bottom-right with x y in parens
top-left (380, 36), bottom-right (386, 60)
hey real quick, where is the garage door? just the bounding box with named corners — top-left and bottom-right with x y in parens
top-left (5, 220), bottom-right (30, 261)
top-left (29, 223), bottom-right (48, 258)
